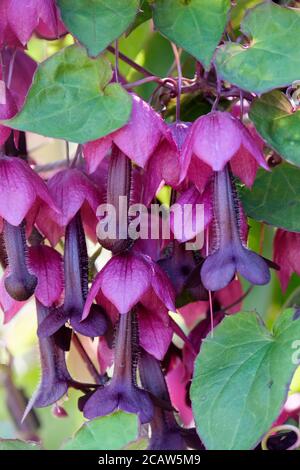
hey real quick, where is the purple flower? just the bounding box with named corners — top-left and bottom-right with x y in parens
top-left (37, 167), bottom-right (102, 246)
top-left (0, 155), bottom-right (58, 300)
top-left (97, 144), bottom-right (138, 253)
top-left (83, 311), bottom-right (154, 424)
top-left (139, 350), bottom-right (203, 450)
top-left (180, 111), bottom-right (269, 190)
top-left (83, 251), bottom-right (175, 317)
top-left (0, 48), bottom-right (37, 145)
top-left (22, 244), bottom-right (72, 418)
top-left (201, 165), bottom-right (271, 291)
top-left (36, 168), bottom-right (107, 338)
top-left (23, 300), bottom-right (72, 419)
top-left (38, 211), bottom-right (108, 338)
top-left (83, 94), bottom-right (171, 173)
top-left (1, 0), bottom-right (61, 47)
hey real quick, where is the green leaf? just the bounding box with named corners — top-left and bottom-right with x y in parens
top-left (57, 0), bottom-right (139, 57)
top-left (191, 309), bottom-right (300, 450)
top-left (128, 0), bottom-right (152, 34)
top-left (152, 0), bottom-right (231, 70)
top-left (239, 164), bottom-right (300, 232)
top-left (249, 90), bottom-right (300, 166)
top-left (230, 0), bottom-right (264, 30)
top-left (62, 411), bottom-right (139, 450)
top-left (123, 438), bottom-right (148, 450)
top-left (0, 439), bottom-right (41, 450)
top-left (6, 45), bottom-right (132, 143)
top-left (215, 2), bottom-right (300, 94)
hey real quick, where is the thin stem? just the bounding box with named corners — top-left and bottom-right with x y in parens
top-left (65, 141), bottom-right (70, 166)
top-left (107, 45), bottom-right (154, 78)
top-left (171, 43), bottom-right (182, 121)
top-left (211, 76), bottom-right (221, 112)
top-left (72, 333), bottom-right (104, 385)
top-left (239, 90), bottom-right (244, 121)
top-left (206, 225), bottom-right (214, 338)
top-left (220, 285), bottom-right (254, 313)
top-left (123, 76), bottom-right (166, 89)
top-left (114, 40), bottom-right (119, 83)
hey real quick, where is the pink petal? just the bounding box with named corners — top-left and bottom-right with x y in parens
top-left (238, 119), bottom-right (269, 171)
top-left (40, 168), bottom-right (101, 228)
top-left (186, 155), bottom-right (213, 192)
top-left (170, 185), bottom-right (207, 243)
top-left (36, 214), bottom-right (64, 247)
top-left (0, 270), bottom-right (26, 323)
top-left (113, 95), bottom-right (168, 168)
top-left (273, 229), bottom-right (300, 292)
top-left (37, 0), bottom-right (60, 37)
top-left (7, 0), bottom-right (59, 45)
top-left (188, 112), bottom-right (242, 171)
top-left (179, 301), bottom-right (207, 329)
top-left (138, 302), bottom-right (173, 360)
top-left (0, 83), bottom-right (17, 145)
top-left (149, 258), bottom-right (176, 312)
top-left (230, 146), bottom-right (259, 187)
top-left (83, 135), bottom-right (113, 174)
top-left (3, 48), bottom-right (37, 110)
top-left (100, 253), bottom-right (151, 314)
top-left (8, 0), bottom-right (38, 45)
top-left (216, 279), bottom-right (244, 314)
top-left (0, 156), bottom-right (38, 225)
top-left (28, 245), bottom-right (63, 307)
top-left (166, 356), bottom-right (193, 426)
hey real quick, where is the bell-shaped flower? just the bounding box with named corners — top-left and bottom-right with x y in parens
top-left (28, 245), bottom-right (64, 308)
top-left (201, 165), bottom-right (271, 291)
top-left (0, 48), bottom-right (36, 146)
top-left (1, 0), bottom-right (60, 46)
top-left (83, 311), bottom-right (154, 424)
top-left (273, 229), bottom-right (300, 291)
top-left (0, 155), bottom-right (58, 300)
top-left (23, 301), bottom-right (72, 418)
top-left (142, 121), bottom-right (190, 206)
top-left (83, 251), bottom-right (175, 317)
top-left (139, 349), bottom-right (203, 450)
top-left (38, 211), bottom-right (108, 339)
top-left (136, 290), bottom-right (173, 361)
top-left (83, 94), bottom-right (173, 175)
top-left (180, 111), bottom-right (269, 189)
top-left (22, 244), bottom-right (71, 417)
top-left (36, 167), bottom-right (102, 246)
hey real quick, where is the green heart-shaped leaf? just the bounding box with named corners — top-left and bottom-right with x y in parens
top-left (57, 0), bottom-right (139, 57)
top-left (191, 309), bottom-right (300, 450)
top-left (249, 90), bottom-right (300, 166)
top-left (152, 0), bottom-right (231, 70)
top-left (0, 439), bottom-right (41, 450)
top-left (215, 2), bottom-right (300, 94)
top-left (62, 411), bottom-right (138, 450)
top-left (240, 164), bottom-right (300, 232)
top-left (6, 45), bottom-right (132, 143)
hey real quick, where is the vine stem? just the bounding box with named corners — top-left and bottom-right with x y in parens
top-left (220, 286), bottom-right (254, 313)
top-left (107, 45), bottom-right (154, 78)
top-left (171, 43), bottom-right (182, 121)
top-left (206, 225), bottom-right (214, 338)
top-left (72, 333), bottom-right (104, 385)
top-left (114, 40), bottom-right (119, 83)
